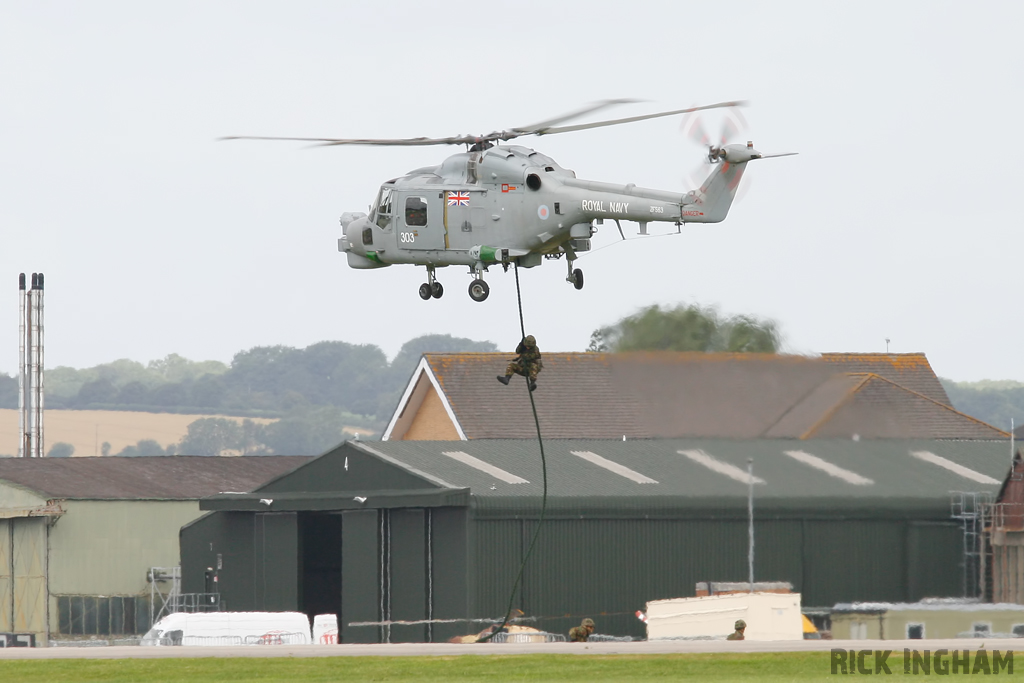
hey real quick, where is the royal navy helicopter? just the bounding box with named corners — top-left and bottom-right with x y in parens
top-left (226, 100), bottom-right (794, 302)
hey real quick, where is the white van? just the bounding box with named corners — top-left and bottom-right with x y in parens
top-left (141, 611), bottom-right (312, 646)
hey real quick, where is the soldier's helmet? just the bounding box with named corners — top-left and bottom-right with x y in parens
top-left (582, 618), bottom-right (595, 628)
top-left (524, 335), bottom-right (536, 347)
top-left (735, 619), bottom-right (746, 630)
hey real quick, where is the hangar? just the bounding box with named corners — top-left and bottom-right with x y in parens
top-left (184, 438), bottom-right (1008, 642)
top-left (0, 455), bottom-right (309, 644)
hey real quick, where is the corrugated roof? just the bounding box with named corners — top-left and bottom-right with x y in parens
top-left (359, 439), bottom-right (1010, 504)
top-left (834, 600), bottom-right (1024, 613)
top-left (0, 455), bottom-right (312, 500)
top-left (408, 352), bottom-right (1002, 441)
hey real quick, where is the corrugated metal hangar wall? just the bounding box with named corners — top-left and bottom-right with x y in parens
top-left (0, 518), bottom-right (48, 641)
top-left (182, 508), bottom-right (469, 643)
top-left (0, 456), bottom-right (311, 644)
top-left (183, 507), bottom-right (960, 641)
top-left (182, 440), bottom-right (1002, 642)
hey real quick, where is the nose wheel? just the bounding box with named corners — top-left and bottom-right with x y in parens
top-left (565, 262), bottom-right (584, 290)
top-left (563, 245), bottom-right (584, 291)
top-left (468, 279), bottom-right (490, 302)
top-left (419, 267), bottom-right (444, 300)
top-left (571, 268), bottom-right (584, 290)
top-left (466, 261), bottom-right (490, 302)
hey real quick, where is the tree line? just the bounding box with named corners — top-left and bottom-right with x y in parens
top-left (1, 306), bottom-right (780, 428)
top-left (16, 303), bottom-right (1021, 455)
top-left (0, 334), bottom-right (497, 425)
top-left (940, 379), bottom-right (1024, 434)
top-left (42, 409), bottom-right (355, 458)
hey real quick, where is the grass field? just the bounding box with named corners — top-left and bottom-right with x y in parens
top-left (0, 409), bottom-right (272, 456)
top-left (0, 652), bottom-right (997, 683)
top-left (0, 409), bottom-right (373, 457)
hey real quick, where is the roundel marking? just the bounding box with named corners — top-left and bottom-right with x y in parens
top-left (537, 205), bottom-right (550, 220)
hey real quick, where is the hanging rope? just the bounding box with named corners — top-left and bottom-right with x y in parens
top-left (478, 262), bottom-right (549, 642)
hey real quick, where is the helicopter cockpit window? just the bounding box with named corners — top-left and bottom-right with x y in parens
top-left (405, 197), bottom-right (428, 226)
top-left (373, 187), bottom-right (394, 228)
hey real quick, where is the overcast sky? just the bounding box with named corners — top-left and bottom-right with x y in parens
top-left (1, 1), bottom-right (1020, 380)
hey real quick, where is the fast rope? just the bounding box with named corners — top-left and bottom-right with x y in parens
top-left (477, 261), bottom-right (549, 642)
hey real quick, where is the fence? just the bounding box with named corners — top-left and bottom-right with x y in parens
top-left (489, 631), bottom-right (566, 643)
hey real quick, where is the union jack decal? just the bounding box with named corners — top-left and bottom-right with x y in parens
top-left (447, 191), bottom-right (470, 207)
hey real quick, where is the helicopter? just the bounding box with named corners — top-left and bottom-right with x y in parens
top-left (226, 100), bottom-right (794, 302)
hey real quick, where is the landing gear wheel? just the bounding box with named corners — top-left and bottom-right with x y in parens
top-left (431, 282), bottom-right (444, 299)
top-left (418, 283), bottom-right (432, 300)
top-left (468, 279), bottom-right (490, 302)
top-left (572, 268), bottom-right (584, 290)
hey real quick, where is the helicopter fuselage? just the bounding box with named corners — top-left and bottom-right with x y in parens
top-left (337, 141), bottom-right (760, 301)
top-left (339, 143), bottom-right (753, 273)
top-left (227, 98), bottom-right (782, 301)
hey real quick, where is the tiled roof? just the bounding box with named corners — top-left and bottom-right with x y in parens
top-left (409, 352), bottom-right (1001, 441)
top-left (0, 455), bottom-right (312, 500)
top-left (763, 374), bottom-right (866, 438)
top-left (808, 375), bottom-right (1006, 439)
top-left (426, 353), bottom-right (639, 439)
top-left (820, 353), bottom-right (951, 405)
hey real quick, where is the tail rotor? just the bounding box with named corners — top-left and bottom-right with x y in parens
top-left (681, 105), bottom-right (752, 198)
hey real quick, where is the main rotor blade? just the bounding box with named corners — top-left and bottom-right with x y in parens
top-left (756, 152), bottom-right (799, 159)
top-left (221, 100), bottom-right (749, 148)
top-left (510, 98), bottom-right (642, 135)
top-left (532, 100), bottom-right (747, 136)
top-left (219, 135), bottom-right (480, 147)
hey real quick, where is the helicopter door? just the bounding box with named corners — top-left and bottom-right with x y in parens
top-left (399, 194), bottom-right (445, 250)
top-left (443, 190), bottom-right (487, 249)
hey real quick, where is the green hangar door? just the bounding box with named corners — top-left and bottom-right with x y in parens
top-left (339, 509), bottom-right (430, 644)
top-left (252, 512), bottom-right (346, 620)
top-left (276, 509), bottom-right (434, 644)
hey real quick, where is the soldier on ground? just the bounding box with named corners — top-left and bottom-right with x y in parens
top-left (726, 619), bottom-right (746, 640)
top-left (568, 617), bottom-right (595, 642)
top-left (497, 335), bottom-right (543, 391)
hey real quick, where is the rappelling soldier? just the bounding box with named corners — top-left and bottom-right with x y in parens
top-left (497, 335), bottom-right (543, 391)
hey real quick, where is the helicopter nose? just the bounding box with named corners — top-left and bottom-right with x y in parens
top-left (342, 216), bottom-right (366, 252)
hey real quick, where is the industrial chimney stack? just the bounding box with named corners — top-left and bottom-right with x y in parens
top-left (18, 273), bottom-right (44, 458)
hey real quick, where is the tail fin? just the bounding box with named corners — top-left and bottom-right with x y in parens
top-left (690, 159), bottom-right (747, 223)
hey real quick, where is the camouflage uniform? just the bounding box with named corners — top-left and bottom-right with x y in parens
top-left (568, 618), bottom-right (594, 642)
top-left (726, 619), bottom-right (746, 640)
top-left (498, 335), bottom-right (543, 388)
